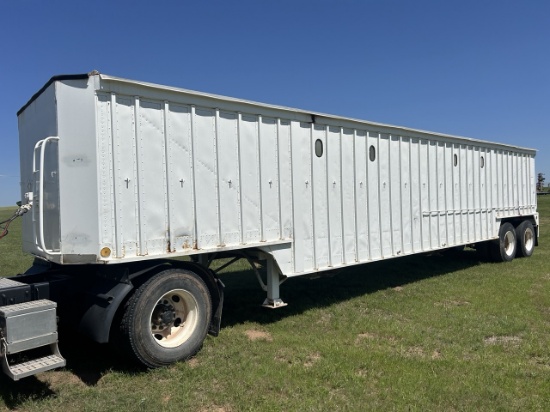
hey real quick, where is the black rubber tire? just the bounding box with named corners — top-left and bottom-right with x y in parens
top-left (489, 222), bottom-right (517, 262)
top-left (515, 220), bottom-right (535, 258)
top-left (121, 269), bottom-right (212, 368)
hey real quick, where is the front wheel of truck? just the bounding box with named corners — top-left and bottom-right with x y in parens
top-left (120, 269), bottom-right (212, 368)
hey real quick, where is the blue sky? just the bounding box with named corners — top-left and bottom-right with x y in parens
top-left (0, 0), bottom-right (548, 206)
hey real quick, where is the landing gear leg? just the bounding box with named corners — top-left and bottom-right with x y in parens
top-left (262, 256), bottom-right (287, 309)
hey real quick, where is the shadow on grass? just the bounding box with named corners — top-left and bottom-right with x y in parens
top-left (55, 330), bottom-right (144, 385)
top-left (0, 249), bottom-right (484, 405)
top-left (0, 376), bottom-right (56, 410)
top-left (0, 333), bottom-right (143, 409)
top-left (219, 249), bottom-right (486, 327)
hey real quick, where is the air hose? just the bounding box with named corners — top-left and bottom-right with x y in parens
top-left (0, 204), bottom-right (31, 240)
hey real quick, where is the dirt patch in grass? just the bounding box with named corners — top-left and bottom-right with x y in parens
top-left (273, 349), bottom-right (321, 369)
top-left (198, 405), bottom-right (233, 412)
top-left (187, 357), bottom-right (200, 368)
top-left (434, 299), bottom-right (470, 308)
top-left (356, 332), bottom-right (378, 341)
top-left (483, 335), bottom-right (522, 346)
top-left (316, 312), bottom-right (332, 326)
top-left (354, 332), bottom-right (398, 346)
top-left (529, 356), bottom-right (550, 370)
top-left (355, 368), bottom-right (384, 381)
top-left (304, 352), bottom-right (321, 368)
top-left (403, 346), bottom-right (425, 358)
top-left (397, 346), bottom-right (443, 360)
top-left (274, 350), bottom-right (291, 365)
top-left (245, 329), bottom-right (273, 342)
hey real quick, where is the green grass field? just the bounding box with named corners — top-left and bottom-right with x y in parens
top-left (0, 198), bottom-right (549, 411)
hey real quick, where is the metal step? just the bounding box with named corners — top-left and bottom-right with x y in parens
top-left (3, 351), bottom-right (66, 381)
top-left (1, 299), bottom-right (66, 380)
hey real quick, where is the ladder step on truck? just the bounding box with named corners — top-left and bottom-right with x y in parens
top-left (0, 279), bottom-right (66, 380)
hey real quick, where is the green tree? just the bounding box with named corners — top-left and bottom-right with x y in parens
top-left (537, 172), bottom-right (545, 192)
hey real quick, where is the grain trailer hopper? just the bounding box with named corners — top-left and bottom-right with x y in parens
top-left (0, 72), bottom-right (538, 380)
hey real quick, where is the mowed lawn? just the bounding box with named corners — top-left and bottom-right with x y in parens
top-left (0, 197), bottom-right (549, 411)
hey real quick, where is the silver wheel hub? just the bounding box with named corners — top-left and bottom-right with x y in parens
top-left (149, 289), bottom-right (199, 348)
top-left (524, 229), bottom-right (534, 251)
top-left (504, 230), bottom-right (515, 256)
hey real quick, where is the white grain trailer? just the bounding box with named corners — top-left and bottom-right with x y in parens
top-left (0, 72), bottom-right (538, 380)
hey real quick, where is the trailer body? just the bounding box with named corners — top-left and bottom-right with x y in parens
top-left (1, 72), bottom-right (539, 380)
top-left (17, 73), bottom-right (538, 272)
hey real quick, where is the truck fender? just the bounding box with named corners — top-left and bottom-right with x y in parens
top-left (77, 260), bottom-right (224, 344)
top-left (76, 263), bottom-right (170, 343)
top-left (77, 280), bottom-right (134, 344)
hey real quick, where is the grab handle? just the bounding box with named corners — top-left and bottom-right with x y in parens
top-left (32, 136), bottom-right (60, 254)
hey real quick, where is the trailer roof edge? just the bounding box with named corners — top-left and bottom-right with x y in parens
top-left (18, 72), bottom-right (537, 155)
top-left (17, 72), bottom-right (94, 116)
top-left (98, 73), bottom-right (537, 155)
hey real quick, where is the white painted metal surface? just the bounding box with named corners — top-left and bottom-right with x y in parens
top-left (18, 73), bottom-right (538, 277)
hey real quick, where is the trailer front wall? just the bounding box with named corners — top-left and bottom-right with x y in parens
top-left (19, 79), bottom-right (100, 261)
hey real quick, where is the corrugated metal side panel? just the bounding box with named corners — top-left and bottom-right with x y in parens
top-left (259, 117), bottom-right (280, 241)
top-left (137, 99), bottom-right (168, 255)
top-left (519, 154), bottom-right (526, 214)
top-left (96, 94), bottom-right (115, 253)
top-left (327, 126), bottom-right (343, 266)
top-left (291, 122), bottom-right (314, 273)
top-left (115, 96), bottom-right (139, 256)
top-left (443, 142), bottom-right (453, 246)
top-left (311, 125), bottom-right (328, 269)
top-left (165, 104), bottom-right (194, 251)
top-left (368, 132), bottom-right (382, 259)
top-left (354, 131), bottom-right (368, 261)
top-left (389, 135), bottom-right (402, 254)
top-left (93, 84), bottom-right (537, 275)
top-left (341, 129), bottom-right (356, 264)
top-left (278, 121), bottom-right (293, 240)
top-left (479, 147), bottom-right (487, 241)
top-left (239, 114), bottom-right (262, 244)
top-left (459, 144), bottom-right (469, 242)
top-left (97, 94), bottom-right (298, 258)
top-left (217, 111), bottom-right (241, 246)
top-left (290, 128), bottom-right (537, 274)
top-left (401, 138), bottom-right (413, 254)
top-left (410, 138), bottom-right (421, 252)
top-left (193, 107), bottom-right (218, 248)
top-left (379, 134), bottom-right (392, 256)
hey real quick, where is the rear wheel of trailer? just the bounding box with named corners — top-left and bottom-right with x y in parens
top-left (489, 222), bottom-right (517, 262)
top-left (515, 220), bottom-right (535, 258)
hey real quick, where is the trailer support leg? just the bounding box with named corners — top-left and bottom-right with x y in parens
top-left (262, 257), bottom-right (287, 309)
